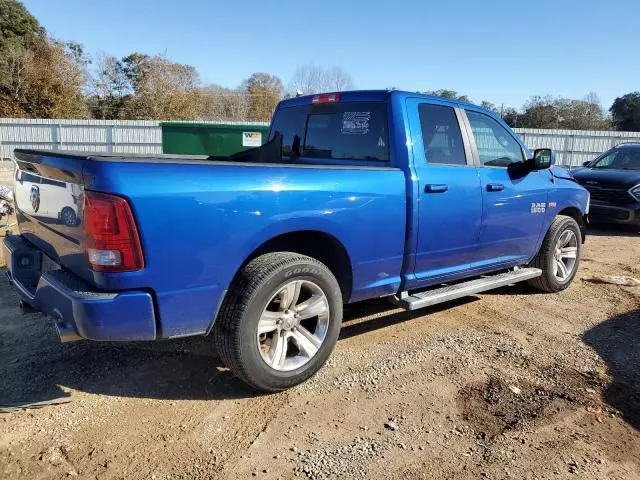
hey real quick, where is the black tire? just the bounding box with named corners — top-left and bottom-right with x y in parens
top-left (213, 252), bottom-right (343, 391)
top-left (60, 207), bottom-right (77, 227)
top-left (528, 215), bottom-right (582, 293)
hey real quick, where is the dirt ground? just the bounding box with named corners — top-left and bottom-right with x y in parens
top-left (0, 225), bottom-right (639, 480)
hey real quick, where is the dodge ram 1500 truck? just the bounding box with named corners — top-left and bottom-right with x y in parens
top-left (4, 90), bottom-right (589, 391)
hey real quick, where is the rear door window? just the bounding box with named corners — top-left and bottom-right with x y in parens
top-left (270, 102), bottom-right (389, 162)
top-left (418, 104), bottom-right (467, 165)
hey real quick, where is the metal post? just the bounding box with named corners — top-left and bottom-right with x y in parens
top-left (106, 125), bottom-right (114, 153)
top-left (570, 134), bottom-right (576, 167)
top-left (51, 123), bottom-right (59, 151)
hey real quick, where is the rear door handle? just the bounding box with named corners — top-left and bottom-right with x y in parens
top-left (487, 183), bottom-right (504, 192)
top-left (424, 184), bottom-right (448, 193)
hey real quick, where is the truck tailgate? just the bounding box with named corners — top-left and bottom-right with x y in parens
top-left (13, 150), bottom-right (90, 282)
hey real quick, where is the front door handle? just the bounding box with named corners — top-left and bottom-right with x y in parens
top-left (424, 184), bottom-right (448, 193)
top-left (487, 183), bottom-right (504, 192)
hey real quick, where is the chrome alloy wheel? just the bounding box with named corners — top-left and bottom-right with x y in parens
top-left (553, 229), bottom-right (578, 281)
top-left (257, 280), bottom-right (330, 371)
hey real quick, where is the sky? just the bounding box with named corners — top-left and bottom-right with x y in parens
top-left (21, 0), bottom-right (640, 110)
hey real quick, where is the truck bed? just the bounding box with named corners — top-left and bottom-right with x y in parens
top-left (12, 149), bottom-right (407, 338)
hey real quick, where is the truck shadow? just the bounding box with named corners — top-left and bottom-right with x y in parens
top-left (0, 326), bottom-right (263, 405)
top-left (0, 287), bottom-right (478, 405)
top-left (583, 309), bottom-right (640, 430)
top-left (5, 273), bottom-right (637, 414)
top-left (339, 296), bottom-right (478, 340)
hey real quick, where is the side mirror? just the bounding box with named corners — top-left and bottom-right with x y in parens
top-left (582, 160), bottom-right (591, 167)
top-left (532, 148), bottom-right (553, 170)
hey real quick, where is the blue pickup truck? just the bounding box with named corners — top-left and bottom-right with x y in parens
top-left (4, 90), bottom-right (589, 391)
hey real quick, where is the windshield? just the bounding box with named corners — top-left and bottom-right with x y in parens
top-left (591, 149), bottom-right (640, 170)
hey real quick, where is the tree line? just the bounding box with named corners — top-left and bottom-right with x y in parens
top-left (422, 90), bottom-right (640, 132)
top-left (1, 0), bottom-right (639, 131)
top-left (0, 1), bottom-right (354, 122)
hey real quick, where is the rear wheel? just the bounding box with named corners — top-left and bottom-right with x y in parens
top-left (528, 215), bottom-right (582, 293)
top-left (213, 252), bottom-right (343, 391)
top-left (60, 207), bottom-right (77, 227)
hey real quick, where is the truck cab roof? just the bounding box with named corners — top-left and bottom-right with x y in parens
top-left (278, 89), bottom-right (493, 114)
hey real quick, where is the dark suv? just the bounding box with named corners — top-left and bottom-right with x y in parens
top-left (572, 143), bottom-right (640, 227)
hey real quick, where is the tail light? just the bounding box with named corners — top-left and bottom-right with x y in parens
top-left (311, 93), bottom-right (341, 104)
top-left (83, 191), bottom-right (144, 272)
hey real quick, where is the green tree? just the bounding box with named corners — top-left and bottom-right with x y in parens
top-left (118, 52), bottom-right (152, 95)
top-left (0, 0), bottom-right (43, 49)
top-left (0, 0), bottom-right (89, 118)
top-left (480, 100), bottom-right (498, 113)
top-left (243, 72), bottom-right (284, 122)
top-left (519, 95), bottom-right (610, 130)
top-left (519, 96), bottom-right (558, 128)
top-left (554, 97), bottom-right (609, 130)
top-left (610, 93), bottom-right (640, 132)
top-left (0, 0), bottom-right (43, 114)
top-left (120, 54), bottom-right (201, 120)
top-left (502, 108), bottom-right (520, 128)
top-left (424, 89), bottom-right (471, 103)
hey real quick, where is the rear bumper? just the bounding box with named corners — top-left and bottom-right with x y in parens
top-left (589, 202), bottom-right (640, 227)
top-left (3, 235), bottom-right (156, 342)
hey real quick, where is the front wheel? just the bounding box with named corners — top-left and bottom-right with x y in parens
top-left (213, 252), bottom-right (343, 391)
top-left (528, 215), bottom-right (582, 293)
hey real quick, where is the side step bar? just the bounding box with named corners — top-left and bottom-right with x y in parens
top-left (391, 267), bottom-right (542, 311)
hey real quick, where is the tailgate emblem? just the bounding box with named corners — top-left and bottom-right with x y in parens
top-left (30, 185), bottom-right (40, 212)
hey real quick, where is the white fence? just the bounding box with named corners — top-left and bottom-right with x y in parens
top-left (2, 118), bottom-right (640, 167)
top-left (516, 128), bottom-right (640, 166)
top-left (0, 119), bottom-right (162, 163)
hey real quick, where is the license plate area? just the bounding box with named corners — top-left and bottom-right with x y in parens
top-left (12, 249), bottom-right (42, 295)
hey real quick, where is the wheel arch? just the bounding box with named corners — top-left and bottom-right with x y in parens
top-left (557, 206), bottom-right (587, 242)
top-left (240, 230), bottom-right (353, 302)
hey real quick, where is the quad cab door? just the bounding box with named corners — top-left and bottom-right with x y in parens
top-left (405, 98), bottom-right (483, 285)
top-left (462, 109), bottom-right (551, 267)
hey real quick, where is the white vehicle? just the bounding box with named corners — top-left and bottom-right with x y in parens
top-left (14, 170), bottom-right (80, 227)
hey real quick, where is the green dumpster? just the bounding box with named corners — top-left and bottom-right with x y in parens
top-left (160, 122), bottom-right (270, 157)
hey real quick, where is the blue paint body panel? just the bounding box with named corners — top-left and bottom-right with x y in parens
top-left (6, 90), bottom-right (589, 342)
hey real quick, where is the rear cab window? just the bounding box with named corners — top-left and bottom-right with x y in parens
top-left (269, 100), bottom-right (390, 165)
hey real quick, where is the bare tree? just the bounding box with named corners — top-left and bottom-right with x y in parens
top-left (88, 53), bottom-right (129, 119)
top-left (199, 85), bottom-right (251, 121)
top-left (288, 64), bottom-right (355, 95)
top-left (324, 66), bottom-right (355, 92)
top-left (584, 92), bottom-right (601, 107)
top-left (289, 64), bottom-right (325, 95)
top-left (0, 41), bottom-right (29, 115)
